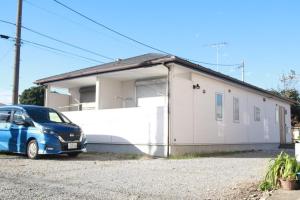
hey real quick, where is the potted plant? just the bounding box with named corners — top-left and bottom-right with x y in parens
top-left (260, 152), bottom-right (300, 191)
top-left (279, 155), bottom-right (300, 190)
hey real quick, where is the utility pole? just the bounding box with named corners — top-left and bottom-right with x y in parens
top-left (12, 0), bottom-right (23, 104)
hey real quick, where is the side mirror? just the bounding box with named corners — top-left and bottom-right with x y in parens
top-left (14, 118), bottom-right (33, 127)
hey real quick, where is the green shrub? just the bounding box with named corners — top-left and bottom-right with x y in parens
top-left (259, 152), bottom-right (300, 191)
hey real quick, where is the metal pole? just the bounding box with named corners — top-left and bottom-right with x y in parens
top-left (216, 47), bottom-right (219, 72)
top-left (12, 0), bottom-right (23, 104)
top-left (242, 60), bottom-right (245, 82)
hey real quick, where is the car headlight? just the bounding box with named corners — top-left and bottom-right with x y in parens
top-left (42, 128), bottom-right (56, 135)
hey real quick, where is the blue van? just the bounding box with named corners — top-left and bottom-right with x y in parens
top-left (0, 105), bottom-right (87, 159)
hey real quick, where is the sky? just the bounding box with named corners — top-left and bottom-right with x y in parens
top-left (0, 0), bottom-right (299, 104)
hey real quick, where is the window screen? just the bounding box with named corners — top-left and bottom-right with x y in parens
top-left (135, 78), bottom-right (167, 107)
top-left (79, 86), bottom-right (96, 103)
top-left (215, 93), bottom-right (223, 120)
top-left (233, 97), bottom-right (239, 122)
top-left (136, 78), bottom-right (166, 98)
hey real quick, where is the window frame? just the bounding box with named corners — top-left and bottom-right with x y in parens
top-left (135, 77), bottom-right (167, 107)
top-left (215, 93), bottom-right (224, 121)
top-left (233, 97), bottom-right (240, 123)
top-left (254, 106), bottom-right (261, 122)
top-left (12, 110), bottom-right (26, 124)
top-left (0, 109), bottom-right (12, 124)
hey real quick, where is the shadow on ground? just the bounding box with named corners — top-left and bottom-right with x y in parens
top-left (0, 151), bottom-right (154, 161)
top-left (0, 149), bottom-right (295, 161)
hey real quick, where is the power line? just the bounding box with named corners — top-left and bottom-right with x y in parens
top-left (24, 0), bottom-right (241, 67)
top-left (188, 59), bottom-right (240, 67)
top-left (23, 39), bottom-right (104, 63)
top-left (24, 0), bottom-right (166, 54)
top-left (52, 0), bottom-right (241, 67)
top-left (0, 34), bottom-right (105, 63)
top-left (53, 0), bottom-right (170, 55)
top-left (0, 19), bottom-right (115, 61)
top-left (24, 42), bottom-right (97, 65)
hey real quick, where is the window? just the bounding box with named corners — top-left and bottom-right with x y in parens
top-left (49, 111), bottom-right (63, 123)
top-left (13, 110), bottom-right (25, 123)
top-left (79, 86), bottom-right (96, 103)
top-left (136, 78), bottom-right (167, 107)
top-left (0, 110), bottom-right (11, 123)
top-left (233, 97), bottom-right (239, 122)
top-left (24, 107), bottom-right (69, 124)
top-left (215, 93), bottom-right (224, 120)
top-left (254, 106), bottom-right (261, 121)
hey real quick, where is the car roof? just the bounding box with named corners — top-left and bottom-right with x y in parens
top-left (0, 105), bottom-right (49, 110)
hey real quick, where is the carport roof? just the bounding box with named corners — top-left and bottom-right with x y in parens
top-left (35, 53), bottom-right (295, 104)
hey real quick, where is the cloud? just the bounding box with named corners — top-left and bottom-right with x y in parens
top-left (0, 89), bottom-right (11, 105)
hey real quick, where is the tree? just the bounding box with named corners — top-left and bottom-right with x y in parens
top-left (269, 88), bottom-right (300, 126)
top-left (19, 86), bottom-right (45, 106)
top-left (269, 69), bottom-right (300, 126)
top-left (281, 89), bottom-right (300, 126)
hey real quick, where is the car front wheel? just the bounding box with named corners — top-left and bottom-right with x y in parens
top-left (27, 140), bottom-right (39, 159)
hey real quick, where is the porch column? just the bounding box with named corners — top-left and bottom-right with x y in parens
top-left (44, 85), bottom-right (51, 107)
top-left (95, 76), bottom-right (101, 110)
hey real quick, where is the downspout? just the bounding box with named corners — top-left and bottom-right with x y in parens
top-left (163, 63), bottom-right (171, 158)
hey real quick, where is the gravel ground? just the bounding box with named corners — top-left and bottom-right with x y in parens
top-left (0, 150), bottom-right (291, 200)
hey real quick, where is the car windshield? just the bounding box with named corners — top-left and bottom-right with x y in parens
top-left (24, 107), bottom-right (72, 124)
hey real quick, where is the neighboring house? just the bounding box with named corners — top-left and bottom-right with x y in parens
top-left (35, 53), bottom-right (294, 157)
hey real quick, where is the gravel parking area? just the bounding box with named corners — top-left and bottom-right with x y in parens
top-left (0, 150), bottom-right (291, 200)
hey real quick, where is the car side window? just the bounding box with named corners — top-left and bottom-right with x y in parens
top-left (0, 110), bottom-right (12, 124)
top-left (12, 110), bottom-right (25, 123)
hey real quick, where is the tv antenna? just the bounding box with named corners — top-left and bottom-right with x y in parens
top-left (206, 42), bottom-right (228, 72)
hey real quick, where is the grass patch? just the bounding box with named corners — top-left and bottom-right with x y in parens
top-left (169, 150), bottom-right (256, 159)
top-left (82, 152), bottom-right (151, 160)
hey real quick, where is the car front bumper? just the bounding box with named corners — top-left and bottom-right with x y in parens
top-left (37, 134), bottom-right (87, 155)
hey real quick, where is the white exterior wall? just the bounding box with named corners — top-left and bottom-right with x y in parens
top-left (63, 106), bottom-right (168, 156)
top-left (98, 78), bottom-right (137, 109)
top-left (170, 64), bottom-right (292, 146)
top-left (121, 80), bottom-right (136, 107)
top-left (68, 87), bottom-right (80, 111)
top-left (101, 79), bottom-right (137, 108)
top-left (99, 78), bottom-right (122, 109)
top-left (66, 79), bottom-right (137, 110)
top-left (45, 87), bottom-right (70, 112)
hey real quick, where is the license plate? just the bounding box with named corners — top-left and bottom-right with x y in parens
top-left (68, 143), bottom-right (77, 149)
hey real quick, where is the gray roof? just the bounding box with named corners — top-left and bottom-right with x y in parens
top-left (35, 53), bottom-right (295, 104)
top-left (35, 53), bottom-right (168, 84)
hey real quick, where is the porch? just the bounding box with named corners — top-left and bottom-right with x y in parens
top-left (45, 65), bottom-right (168, 112)
top-left (44, 65), bottom-right (169, 156)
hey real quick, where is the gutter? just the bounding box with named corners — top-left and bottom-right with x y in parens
top-left (162, 62), bottom-right (173, 158)
top-left (34, 56), bottom-right (175, 85)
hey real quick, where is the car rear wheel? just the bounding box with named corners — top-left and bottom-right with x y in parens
top-left (27, 140), bottom-right (39, 159)
top-left (67, 152), bottom-right (80, 158)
